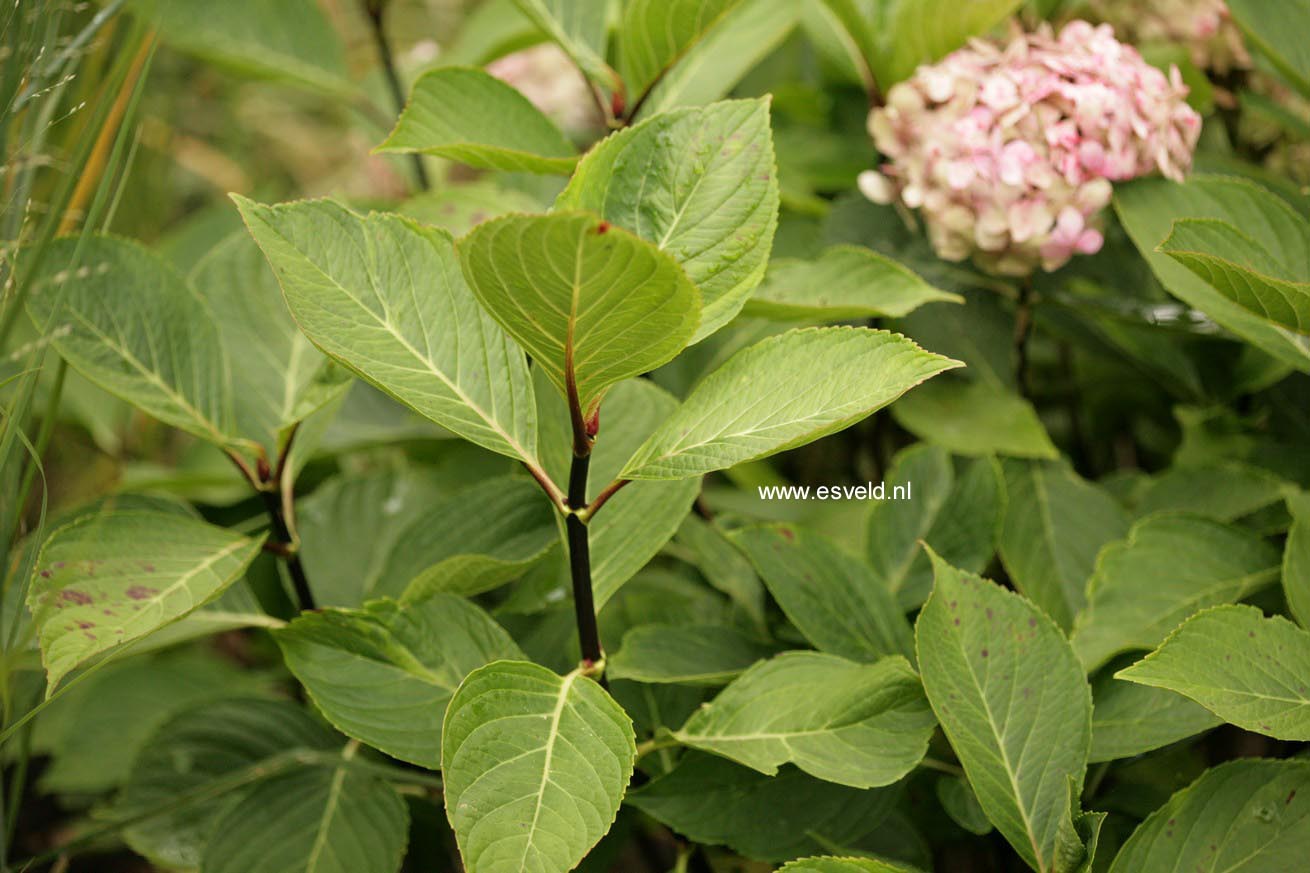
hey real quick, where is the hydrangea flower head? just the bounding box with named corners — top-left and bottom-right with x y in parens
top-left (1086, 0), bottom-right (1249, 73)
top-left (860, 21), bottom-right (1203, 276)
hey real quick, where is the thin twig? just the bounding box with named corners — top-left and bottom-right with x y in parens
top-left (361, 0), bottom-right (429, 191)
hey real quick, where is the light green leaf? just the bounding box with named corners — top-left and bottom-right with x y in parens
top-left (608, 623), bottom-right (773, 686)
top-left (120, 698), bottom-right (337, 869)
top-left (460, 211), bottom-right (701, 415)
top-left (1107, 759), bottom-right (1310, 872)
top-left (868, 446), bottom-right (1002, 610)
top-left (511, 0), bottom-right (613, 88)
top-left (275, 594), bottom-right (524, 767)
top-left (234, 196), bottom-right (539, 464)
top-left (892, 378), bottom-right (1059, 460)
top-left (621, 326), bottom-right (960, 480)
top-left (399, 181), bottom-right (544, 236)
top-left (1287, 491), bottom-right (1310, 628)
top-left (675, 515), bottom-right (768, 632)
top-left (1117, 605), bottom-right (1310, 741)
top-left (202, 747), bottom-right (409, 873)
top-left (126, 0), bottom-right (351, 94)
top-left (746, 246), bottom-right (961, 322)
top-left (618, 0), bottom-right (741, 99)
top-left (1226, 0), bottom-right (1310, 98)
top-left (873, 0), bottom-right (1022, 87)
top-left (1116, 176), bottom-right (1310, 373)
top-left (999, 460), bottom-right (1131, 631)
top-left (731, 523), bottom-right (914, 662)
top-left (1160, 217), bottom-right (1310, 334)
top-left (1071, 515), bottom-right (1281, 672)
top-left (192, 232), bottom-right (349, 456)
top-left (1089, 675), bottom-right (1220, 763)
top-left (915, 552), bottom-right (1091, 873)
top-left (1131, 460), bottom-right (1287, 521)
top-left (26, 236), bottom-right (236, 449)
top-left (937, 775), bottom-right (994, 836)
top-left (674, 652), bottom-right (935, 788)
top-left (635, 0), bottom-right (801, 118)
top-left (555, 98), bottom-right (778, 340)
top-left (376, 67), bottom-right (577, 174)
top-left (29, 511), bottom-right (265, 691)
top-left (442, 660), bottom-right (636, 873)
top-left (626, 752), bottom-right (899, 862)
top-left (374, 476), bottom-right (558, 601)
top-left (779, 858), bottom-right (915, 873)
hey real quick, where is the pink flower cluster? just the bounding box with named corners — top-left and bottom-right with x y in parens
top-left (859, 21), bottom-right (1203, 276)
top-left (1087, 0), bottom-right (1249, 73)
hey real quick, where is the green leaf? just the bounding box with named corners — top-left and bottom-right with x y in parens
top-left (1117, 605), bottom-right (1310, 741)
top-left (674, 652), bottom-right (935, 788)
top-left (1107, 759), bottom-right (1310, 872)
top-left (891, 378), bottom-right (1059, 460)
top-left (27, 236), bottom-right (236, 449)
top-left (1131, 460), bottom-right (1288, 521)
top-left (442, 660), bottom-right (636, 873)
top-left (1071, 515), bottom-right (1281, 672)
top-left (537, 376), bottom-right (700, 607)
top-left (274, 594), bottom-right (524, 767)
top-left (608, 623), bottom-right (774, 685)
top-left (120, 698), bottom-right (337, 869)
top-left (555, 98), bottom-right (778, 340)
top-left (234, 197), bottom-right (540, 464)
top-left (1286, 491), bottom-right (1310, 628)
top-left (779, 858), bottom-right (915, 873)
top-left (29, 511), bottom-right (265, 691)
top-left (511, 0), bottom-right (613, 88)
top-left (126, 0), bottom-right (351, 94)
top-left (868, 446), bottom-right (1002, 610)
top-left (1160, 216), bottom-right (1310, 334)
top-left (998, 460), bottom-right (1131, 631)
top-left (635, 0), bottom-right (800, 118)
top-left (626, 752), bottom-right (899, 862)
top-left (1089, 675), bottom-right (1219, 763)
top-left (873, 0), bottom-right (1022, 87)
top-left (202, 747), bottom-right (409, 873)
top-left (373, 477), bottom-right (558, 601)
top-left (675, 515), bottom-right (768, 632)
top-left (1116, 176), bottom-right (1310, 373)
top-left (399, 181), bottom-right (544, 236)
top-left (915, 552), bottom-right (1091, 872)
top-left (618, 0), bottom-right (742, 99)
top-left (459, 212), bottom-right (701, 415)
top-left (192, 232), bottom-right (349, 456)
top-left (376, 67), bottom-right (577, 174)
top-left (1226, 0), bottom-right (1310, 98)
top-left (621, 326), bottom-right (960, 479)
top-left (731, 523), bottom-right (914, 662)
top-left (937, 775), bottom-right (994, 836)
top-left (746, 246), bottom-right (961, 322)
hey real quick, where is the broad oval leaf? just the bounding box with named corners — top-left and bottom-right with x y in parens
top-left (1160, 216), bottom-right (1310, 335)
top-left (626, 752), bottom-right (900, 862)
top-left (1116, 176), bottom-right (1310, 373)
top-left (202, 748), bottom-right (409, 873)
top-left (731, 523), bottom-right (914, 662)
top-left (779, 858), bottom-right (915, 873)
top-left (400, 181), bottom-right (544, 236)
top-left (674, 651), bottom-right (936, 788)
top-left (376, 67), bottom-right (577, 174)
top-left (511, 0), bottom-right (613, 88)
top-left (442, 660), bottom-right (636, 873)
top-left (915, 552), bottom-right (1091, 872)
top-left (1089, 674), bottom-right (1219, 764)
top-left (120, 698), bottom-right (337, 868)
top-left (1117, 604), bottom-right (1310, 741)
top-left (274, 594), bottom-right (525, 767)
top-left (746, 245), bottom-right (960, 322)
top-left (891, 377), bottom-right (1059, 460)
top-left (1107, 759), bottom-right (1310, 872)
top-left (620, 326), bottom-right (960, 480)
top-left (29, 511), bottom-right (265, 691)
top-left (675, 515), bottom-right (768, 632)
top-left (192, 232), bottom-right (349, 456)
top-left (234, 196), bottom-right (539, 464)
top-left (1071, 515), bottom-right (1281, 673)
top-left (998, 459), bottom-right (1131, 631)
top-left (555, 98), bottom-right (779, 339)
top-left (618, 0), bottom-right (741, 99)
top-left (460, 212), bottom-right (701, 416)
top-left (27, 236), bottom-right (236, 448)
top-left (607, 623), bottom-right (774, 686)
